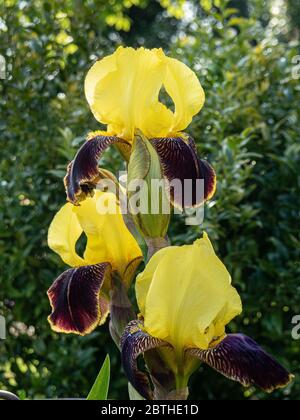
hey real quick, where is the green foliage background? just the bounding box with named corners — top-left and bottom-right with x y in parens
top-left (0, 0), bottom-right (299, 400)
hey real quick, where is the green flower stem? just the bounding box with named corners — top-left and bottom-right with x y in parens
top-left (109, 273), bottom-right (136, 348)
top-left (175, 374), bottom-right (189, 392)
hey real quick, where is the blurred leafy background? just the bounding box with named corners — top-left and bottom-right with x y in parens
top-left (0, 0), bottom-right (299, 400)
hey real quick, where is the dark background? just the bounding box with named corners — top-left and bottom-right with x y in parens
top-left (0, 0), bottom-right (299, 400)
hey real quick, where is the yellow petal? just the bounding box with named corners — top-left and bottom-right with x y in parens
top-left (136, 246), bottom-right (174, 316)
top-left (139, 233), bottom-right (242, 353)
top-left (85, 47), bottom-right (205, 140)
top-left (212, 287), bottom-right (243, 343)
top-left (85, 46), bottom-right (172, 141)
top-left (48, 203), bottom-right (85, 267)
top-left (73, 191), bottom-right (142, 278)
top-left (163, 56), bottom-right (205, 134)
top-left (85, 52), bottom-right (117, 116)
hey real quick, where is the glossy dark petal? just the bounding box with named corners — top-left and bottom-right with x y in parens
top-left (47, 263), bottom-right (111, 335)
top-left (150, 136), bottom-right (216, 208)
top-left (121, 320), bottom-right (170, 399)
top-left (188, 334), bottom-right (293, 392)
top-left (64, 134), bottom-right (130, 204)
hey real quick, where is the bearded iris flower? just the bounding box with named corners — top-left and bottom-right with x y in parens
top-left (121, 233), bottom-right (293, 399)
top-left (47, 190), bottom-right (142, 335)
top-left (64, 47), bottom-right (216, 209)
top-left (45, 46), bottom-right (292, 400)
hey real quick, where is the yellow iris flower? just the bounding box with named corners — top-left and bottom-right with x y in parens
top-left (64, 47), bottom-right (215, 211)
top-left (84, 46), bottom-right (205, 141)
top-left (47, 191), bottom-right (142, 335)
top-left (121, 233), bottom-right (292, 398)
top-left (48, 190), bottom-right (142, 283)
top-left (136, 232), bottom-right (242, 360)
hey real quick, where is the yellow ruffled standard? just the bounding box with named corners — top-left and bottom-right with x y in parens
top-left (84, 46), bottom-right (205, 141)
top-left (136, 233), bottom-right (242, 353)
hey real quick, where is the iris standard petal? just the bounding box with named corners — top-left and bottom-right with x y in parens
top-left (48, 203), bottom-right (84, 267)
top-left (73, 191), bottom-right (142, 281)
top-left (85, 53), bottom-right (117, 110)
top-left (47, 263), bottom-right (111, 335)
top-left (65, 133), bottom-right (130, 205)
top-left (188, 334), bottom-right (293, 392)
top-left (141, 233), bottom-right (242, 353)
top-left (84, 47), bottom-right (205, 140)
top-left (151, 136), bottom-right (216, 208)
top-left (136, 246), bottom-right (175, 317)
top-left (121, 320), bottom-right (170, 399)
top-left (85, 47), bottom-right (172, 141)
top-left (163, 57), bottom-right (205, 134)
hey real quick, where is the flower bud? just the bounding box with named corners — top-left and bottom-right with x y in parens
top-left (127, 131), bottom-right (170, 239)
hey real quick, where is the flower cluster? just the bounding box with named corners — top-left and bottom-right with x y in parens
top-left (47, 47), bottom-right (292, 399)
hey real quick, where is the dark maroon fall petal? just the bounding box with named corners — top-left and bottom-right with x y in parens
top-left (47, 263), bottom-right (111, 335)
top-left (121, 320), bottom-right (170, 399)
top-left (188, 334), bottom-right (293, 392)
top-left (64, 134), bottom-right (130, 204)
top-left (150, 136), bottom-right (216, 208)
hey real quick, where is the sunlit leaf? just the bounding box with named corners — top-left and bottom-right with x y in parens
top-left (87, 355), bottom-right (110, 400)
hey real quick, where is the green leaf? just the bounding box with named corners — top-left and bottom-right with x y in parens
top-left (87, 355), bottom-right (110, 400)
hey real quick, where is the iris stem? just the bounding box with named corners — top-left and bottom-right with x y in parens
top-left (175, 374), bottom-right (189, 391)
top-left (109, 273), bottom-right (136, 348)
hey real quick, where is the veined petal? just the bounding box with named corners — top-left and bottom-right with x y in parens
top-left (188, 334), bottom-right (293, 392)
top-left (151, 136), bottom-right (216, 208)
top-left (141, 233), bottom-right (242, 353)
top-left (48, 203), bottom-right (84, 267)
top-left (47, 263), bottom-right (111, 335)
top-left (64, 133), bottom-right (130, 205)
top-left (121, 320), bottom-right (170, 399)
top-left (73, 191), bottom-right (142, 280)
top-left (164, 57), bottom-right (205, 134)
